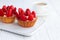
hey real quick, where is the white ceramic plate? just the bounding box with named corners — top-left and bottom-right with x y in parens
top-left (0, 16), bottom-right (46, 37)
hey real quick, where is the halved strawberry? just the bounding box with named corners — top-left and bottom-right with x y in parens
top-left (2, 5), bottom-right (7, 12)
top-left (19, 15), bottom-right (27, 21)
top-left (25, 8), bottom-right (31, 16)
top-left (18, 8), bottom-right (24, 15)
top-left (32, 11), bottom-right (36, 18)
top-left (0, 9), bottom-right (4, 16)
top-left (28, 14), bottom-right (34, 21)
top-left (6, 9), bottom-right (13, 17)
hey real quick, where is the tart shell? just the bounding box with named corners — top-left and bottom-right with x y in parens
top-left (0, 16), bottom-right (3, 21)
top-left (18, 18), bottom-right (37, 28)
top-left (2, 16), bottom-right (15, 23)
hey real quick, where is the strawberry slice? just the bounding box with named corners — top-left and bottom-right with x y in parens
top-left (28, 14), bottom-right (34, 21)
top-left (2, 5), bottom-right (7, 12)
top-left (0, 9), bottom-right (4, 16)
top-left (19, 15), bottom-right (27, 21)
top-left (25, 8), bottom-right (31, 16)
top-left (32, 11), bottom-right (36, 18)
top-left (18, 8), bottom-right (24, 15)
top-left (6, 9), bottom-right (13, 17)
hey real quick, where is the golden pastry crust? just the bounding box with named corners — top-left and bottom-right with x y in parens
top-left (18, 18), bottom-right (37, 28)
top-left (2, 16), bottom-right (15, 23)
top-left (0, 16), bottom-right (3, 21)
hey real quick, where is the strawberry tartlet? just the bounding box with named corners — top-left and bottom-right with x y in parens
top-left (16, 8), bottom-right (37, 28)
top-left (2, 5), bottom-right (16, 23)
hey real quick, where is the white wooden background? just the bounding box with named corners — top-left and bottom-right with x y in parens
top-left (0, 0), bottom-right (60, 40)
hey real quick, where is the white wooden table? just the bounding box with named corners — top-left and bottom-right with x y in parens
top-left (0, 0), bottom-right (60, 40)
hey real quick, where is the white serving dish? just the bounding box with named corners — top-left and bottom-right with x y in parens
top-left (0, 16), bottom-right (46, 37)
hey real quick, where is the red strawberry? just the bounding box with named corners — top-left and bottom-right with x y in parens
top-left (7, 6), bottom-right (10, 10)
top-left (0, 9), bottom-right (4, 16)
top-left (14, 11), bottom-right (19, 19)
top-left (18, 8), bottom-right (24, 15)
top-left (12, 7), bottom-right (16, 14)
top-left (13, 7), bottom-right (16, 12)
top-left (28, 14), bottom-right (34, 21)
top-left (6, 9), bottom-right (13, 17)
top-left (19, 15), bottom-right (27, 21)
top-left (32, 11), bottom-right (36, 18)
top-left (9, 5), bottom-right (14, 9)
top-left (25, 8), bottom-right (31, 16)
top-left (2, 5), bottom-right (7, 12)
